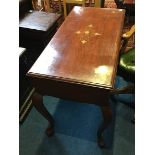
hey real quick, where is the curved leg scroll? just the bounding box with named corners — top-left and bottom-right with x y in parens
top-left (32, 92), bottom-right (55, 136)
top-left (97, 105), bottom-right (112, 148)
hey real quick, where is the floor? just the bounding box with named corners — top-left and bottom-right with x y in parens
top-left (20, 76), bottom-right (135, 155)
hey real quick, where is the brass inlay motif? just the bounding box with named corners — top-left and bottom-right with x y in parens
top-left (84, 31), bottom-right (90, 34)
top-left (81, 40), bottom-right (87, 44)
top-left (75, 24), bottom-right (102, 45)
top-left (94, 33), bottom-right (101, 36)
top-left (76, 31), bottom-right (81, 34)
top-left (88, 24), bottom-right (93, 28)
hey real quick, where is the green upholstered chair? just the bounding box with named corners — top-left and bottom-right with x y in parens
top-left (119, 47), bottom-right (135, 80)
top-left (119, 46), bottom-right (135, 83)
top-left (113, 25), bottom-right (135, 94)
top-left (120, 48), bottom-right (135, 75)
top-left (112, 25), bottom-right (135, 123)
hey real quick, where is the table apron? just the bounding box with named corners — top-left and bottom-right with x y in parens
top-left (30, 77), bottom-right (110, 106)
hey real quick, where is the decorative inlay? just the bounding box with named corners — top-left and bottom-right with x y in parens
top-left (75, 24), bottom-right (102, 45)
top-left (84, 31), bottom-right (90, 34)
top-left (76, 31), bottom-right (81, 34)
top-left (94, 33), bottom-right (101, 36)
top-left (88, 24), bottom-right (93, 28)
top-left (81, 40), bottom-right (87, 44)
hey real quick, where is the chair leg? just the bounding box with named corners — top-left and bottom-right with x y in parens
top-left (63, 0), bottom-right (67, 18)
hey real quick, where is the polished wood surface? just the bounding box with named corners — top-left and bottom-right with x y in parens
top-left (28, 6), bottom-right (125, 89)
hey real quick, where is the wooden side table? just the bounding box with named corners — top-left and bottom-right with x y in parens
top-left (27, 6), bottom-right (125, 148)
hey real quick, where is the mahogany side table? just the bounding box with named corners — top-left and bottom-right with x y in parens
top-left (27, 6), bottom-right (125, 148)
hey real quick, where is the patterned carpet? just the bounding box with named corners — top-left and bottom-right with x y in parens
top-left (105, 0), bottom-right (117, 8)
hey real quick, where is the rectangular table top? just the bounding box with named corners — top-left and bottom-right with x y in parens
top-left (28, 6), bottom-right (125, 89)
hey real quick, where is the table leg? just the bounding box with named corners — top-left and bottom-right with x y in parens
top-left (32, 92), bottom-right (55, 136)
top-left (97, 104), bottom-right (112, 148)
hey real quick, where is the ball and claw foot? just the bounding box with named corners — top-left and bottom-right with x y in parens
top-left (45, 124), bottom-right (55, 137)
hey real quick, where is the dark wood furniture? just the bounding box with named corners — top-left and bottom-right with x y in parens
top-left (19, 47), bottom-right (34, 109)
top-left (19, 0), bottom-right (62, 119)
top-left (19, 46), bottom-right (39, 123)
top-left (112, 25), bottom-right (135, 94)
top-left (112, 25), bottom-right (135, 123)
top-left (27, 6), bottom-right (125, 148)
top-left (114, 0), bottom-right (135, 23)
top-left (19, 47), bottom-right (30, 107)
top-left (19, 0), bottom-right (62, 51)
